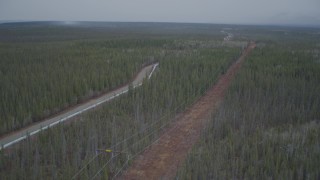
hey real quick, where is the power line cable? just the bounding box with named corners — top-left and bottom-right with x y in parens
top-left (73, 85), bottom-right (207, 179)
top-left (90, 152), bottom-right (121, 180)
top-left (71, 152), bottom-right (103, 179)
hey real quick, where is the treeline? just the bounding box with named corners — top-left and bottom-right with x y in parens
top-left (176, 38), bottom-right (320, 179)
top-left (0, 39), bottom-right (241, 179)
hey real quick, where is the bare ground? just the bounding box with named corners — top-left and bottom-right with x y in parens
top-left (119, 42), bottom-right (256, 180)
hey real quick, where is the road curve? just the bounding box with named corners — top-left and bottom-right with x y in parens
top-left (0, 63), bottom-right (159, 150)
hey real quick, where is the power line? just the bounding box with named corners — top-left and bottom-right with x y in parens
top-left (84, 101), bottom-right (187, 179)
top-left (71, 52), bottom-right (242, 178)
top-left (71, 152), bottom-right (103, 179)
top-left (108, 100), bottom-right (187, 151)
top-left (97, 88), bottom-right (207, 178)
top-left (72, 86), bottom-right (207, 179)
top-left (111, 158), bottom-right (130, 180)
top-left (107, 88), bottom-right (208, 178)
top-left (90, 153), bottom-right (121, 180)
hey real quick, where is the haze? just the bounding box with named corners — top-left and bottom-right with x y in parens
top-left (1, 0), bottom-right (320, 26)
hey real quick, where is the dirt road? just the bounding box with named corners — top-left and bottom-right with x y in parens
top-left (0, 63), bottom-right (158, 150)
top-left (120, 42), bottom-right (256, 180)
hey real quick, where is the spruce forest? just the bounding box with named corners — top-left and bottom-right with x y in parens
top-left (177, 27), bottom-right (320, 179)
top-left (0, 22), bottom-right (319, 179)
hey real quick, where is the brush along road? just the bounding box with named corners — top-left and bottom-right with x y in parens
top-left (0, 63), bottom-right (159, 150)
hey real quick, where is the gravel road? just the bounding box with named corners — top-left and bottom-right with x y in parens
top-left (0, 63), bottom-right (158, 150)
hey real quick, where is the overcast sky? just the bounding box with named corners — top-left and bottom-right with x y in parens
top-left (1, 0), bottom-right (320, 26)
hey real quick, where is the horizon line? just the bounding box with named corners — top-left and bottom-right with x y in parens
top-left (1, 20), bottom-right (320, 29)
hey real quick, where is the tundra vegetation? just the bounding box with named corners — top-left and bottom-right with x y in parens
top-left (176, 27), bottom-right (320, 179)
top-left (0, 22), bottom-right (243, 179)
